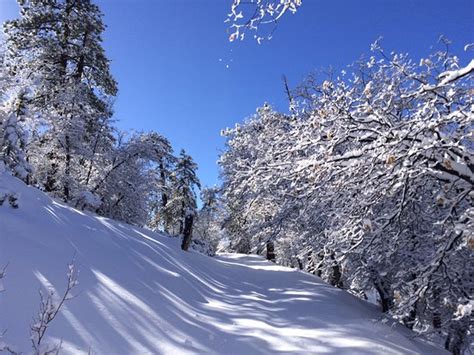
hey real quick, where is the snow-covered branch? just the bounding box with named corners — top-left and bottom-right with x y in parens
top-left (227, 0), bottom-right (302, 43)
top-left (219, 42), bottom-right (473, 353)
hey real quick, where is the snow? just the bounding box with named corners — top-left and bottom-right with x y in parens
top-left (438, 59), bottom-right (474, 86)
top-left (0, 172), bottom-right (446, 354)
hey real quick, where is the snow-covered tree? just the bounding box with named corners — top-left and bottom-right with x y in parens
top-left (1, 2), bottom-right (203, 230)
top-left (220, 104), bottom-right (295, 256)
top-left (193, 187), bottom-right (224, 255)
top-left (0, 92), bottom-right (31, 181)
top-left (162, 150), bottom-right (200, 250)
top-left (3, 0), bottom-right (117, 202)
top-left (94, 131), bottom-right (175, 226)
top-left (147, 146), bottom-right (176, 233)
top-left (0, 41), bottom-right (30, 182)
top-left (219, 42), bottom-right (473, 353)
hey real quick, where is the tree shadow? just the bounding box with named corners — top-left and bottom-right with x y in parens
top-left (0, 183), bottom-right (445, 354)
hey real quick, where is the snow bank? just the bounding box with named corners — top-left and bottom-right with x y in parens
top-left (0, 172), bottom-right (445, 354)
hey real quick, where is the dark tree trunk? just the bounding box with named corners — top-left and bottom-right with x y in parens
top-left (179, 201), bottom-right (185, 234)
top-left (444, 325), bottom-right (466, 355)
top-left (159, 161), bottom-right (169, 233)
top-left (329, 252), bottom-right (343, 288)
top-left (25, 155), bottom-right (31, 185)
top-left (316, 250), bottom-right (324, 277)
top-left (159, 162), bottom-right (168, 207)
top-left (266, 241), bottom-right (275, 262)
top-left (181, 214), bottom-right (194, 251)
top-left (306, 250), bottom-right (315, 274)
top-left (64, 134), bottom-right (71, 201)
top-left (44, 149), bottom-right (57, 193)
top-left (402, 304), bottom-right (417, 330)
top-left (432, 288), bottom-right (442, 329)
top-left (374, 278), bottom-right (392, 313)
top-left (331, 263), bottom-right (343, 288)
top-left (296, 257), bottom-right (303, 270)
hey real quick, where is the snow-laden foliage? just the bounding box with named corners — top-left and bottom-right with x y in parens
top-left (3, 0), bottom-right (117, 202)
top-left (0, 0), bottom-right (201, 236)
top-left (92, 131), bottom-right (175, 226)
top-left (0, 94), bottom-right (31, 181)
top-left (0, 44), bottom-right (30, 182)
top-left (158, 150), bottom-right (201, 236)
top-left (227, 0), bottom-right (302, 43)
top-left (193, 187), bottom-right (224, 255)
top-left (219, 43), bottom-right (473, 353)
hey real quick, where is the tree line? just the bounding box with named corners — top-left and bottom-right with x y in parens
top-left (0, 0), bottom-right (203, 250)
top-left (218, 40), bottom-right (473, 353)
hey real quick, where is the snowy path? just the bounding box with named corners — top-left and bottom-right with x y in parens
top-left (0, 173), bottom-right (444, 354)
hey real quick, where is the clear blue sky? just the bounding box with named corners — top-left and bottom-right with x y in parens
top-left (1, 0), bottom-right (473, 189)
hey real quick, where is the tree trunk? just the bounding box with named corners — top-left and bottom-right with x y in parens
top-left (159, 161), bottom-right (169, 233)
top-left (329, 252), bottom-right (343, 288)
top-left (181, 214), bottom-right (194, 251)
top-left (64, 134), bottom-right (71, 201)
top-left (306, 250), bottom-right (315, 274)
top-left (316, 249), bottom-right (324, 277)
top-left (374, 278), bottom-right (392, 313)
top-left (444, 325), bottom-right (466, 355)
top-left (402, 304), bottom-right (417, 330)
top-left (266, 241), bottom-right (275, 262)
top-left (296, 257), bottom-right (303, 270)
top-left (432, 287), bottom-right (442, 329)
top-left (179, 201), bottom-right (185, 234)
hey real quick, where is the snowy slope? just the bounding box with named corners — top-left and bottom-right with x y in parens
top-left (0, 172), bottom-right (445, 354)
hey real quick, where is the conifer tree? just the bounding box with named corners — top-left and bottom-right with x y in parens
top-left (0, 92), bottom-right (31, 181)
top-left (148, 152), bottom-right (176, 233)
top-left (164, 150), bottom-right (200, 249)
top-left (193, 187), bottom-right (224, 255)
top-left (3, 0), bottom-right (117, 201)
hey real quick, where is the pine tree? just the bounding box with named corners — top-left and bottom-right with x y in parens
top-left (147, 151), bottom-right (176, 233)
top-left (3, 0), bottom-right (117, 201)
top-left (193, 187), bottom-right (223, 255)
top-left (165, 150), bottom-right (200, 249)
top-left (0, 92), bottom-right (31, 181)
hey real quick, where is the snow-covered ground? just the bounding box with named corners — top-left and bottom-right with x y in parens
top-left (0, 172), bottom-right (445, 354)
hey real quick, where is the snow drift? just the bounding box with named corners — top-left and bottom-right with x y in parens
top-left (0, 172), bottom-right (445, 354)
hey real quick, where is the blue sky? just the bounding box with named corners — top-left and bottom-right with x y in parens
top-left (1, 0), bottom-right (473, 189)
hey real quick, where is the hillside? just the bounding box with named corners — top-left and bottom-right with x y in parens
top-left (0, 171), bottom-right (445, 354)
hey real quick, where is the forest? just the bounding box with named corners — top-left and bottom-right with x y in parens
top-left (0, 0), bottom-right (472, 354)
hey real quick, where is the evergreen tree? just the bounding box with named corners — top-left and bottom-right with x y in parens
top-left (164, 150), bottom-right (200, 249)
top-left (0, 40), bottom-right (30, 181)
top-left (0, 92), bottom-right (31, 181)
top-left (3, 0), bottom-right (117, 201)
top-left (193, 187), bottom-right (223, 255)
top-left (147, 150), bottom-right (176, 233)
